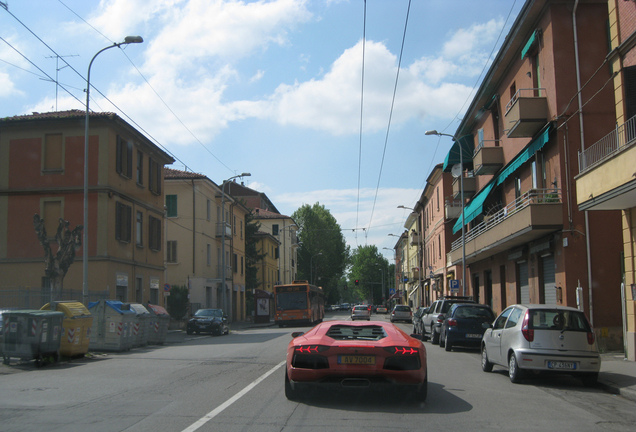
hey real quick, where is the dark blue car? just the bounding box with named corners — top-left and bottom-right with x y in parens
top-left (439, 304), bottom-right (495, 352)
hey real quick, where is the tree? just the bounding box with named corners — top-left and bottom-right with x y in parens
top-left (33, 214), bottom-right (82, 302)
top-left (292, 203), bottom-right (349, 300)
top-left (166, 285), bottom-right (189, 319)
top-left (244, 210), bottom-right (266, 314)
top-left (348, 245), bottom-right (389, 305)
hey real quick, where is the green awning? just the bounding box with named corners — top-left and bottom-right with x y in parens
top-left (452, 126), bottom-right (552, 234)
top-left (442, 134), bottom-right (474, 172)
top-left (452, 182), bottom-right (495, 234)
top-left (521, 30), bottom-right (539, 59)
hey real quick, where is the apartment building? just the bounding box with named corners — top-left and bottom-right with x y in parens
top-left (438, 0), bottom-right (623, 350)
top-left (575, 0), bottom-right (636, 360)
top-left (164, 168), bottom-right (249, 321)
top-left (252, 207), bottom-right (298, 285)
top-left (0, 110), bottom-right (174, 306)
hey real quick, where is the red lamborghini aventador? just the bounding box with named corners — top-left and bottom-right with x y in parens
top-left (285, 320), bottom-right (427, 401)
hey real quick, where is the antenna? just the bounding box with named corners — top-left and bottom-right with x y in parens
top-left (45, 54), bottom-right (79, 111)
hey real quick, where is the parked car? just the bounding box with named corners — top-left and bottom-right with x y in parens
top-left (481, 305), bottom-right (601, 386)
top-left (186, 309), bottom-right (229, 336)
top-left (412, 307), bottom-right (429, 334)
top-left (390, 305), bottom-right (412, 323)
top-left (376, 305), bottom-right (388, 314)
top-left (285, 320), bottom-right (427, 401)
top-left (351, 305), bottom-right (371, 321)
top-left (422, 296), bottom-right (475, 344)
top-left (339, 303), bottom-right (351, 311)
top-left (439, 304), bottom-right (495, 351)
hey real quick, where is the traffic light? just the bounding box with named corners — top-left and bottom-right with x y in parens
top-left (355, 279), bottom-right (359, 286)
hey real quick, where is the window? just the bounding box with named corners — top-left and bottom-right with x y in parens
top-left (241, 256), bottom-right (244, 275)
top-left (136, 151), bottom-right (144, 185)
top-left (207, 244), bottom-right (211, 266)
top-left (625, 66), bottom-right (636, 120)
top-left (116, 202), bottom-right (132, 242)
top-left (43, 133), bottom-right (63, 171)
top-left (148, 216), bottom-right (161, 251)
top-left (272, 224), bottom-right (279, 235)
top-left (135, 276), bottom-right (143, 303)
top-left (41, 199), bottom-right (63, 239)
top-left (233, 253), bottom-right (238, 273)
top-left (436, 187), bottom-right (439, 211)
top-left (136, 211), bottom-right (143, 246)
top-left (149, 158), bottom-right (161, 195)
top-left (167, 240), bottom-right (177, 263)
top-left (438, 234), bottom-right (441, 259)
top-left (275, 247), bottom-right (279, 259)
top-left (240, 220), bottom-right (243, 239)
top-left (206, 199), bottom-right (211, 221)
top-left (116, 136), bottom-right (133, 178)
top-left (166, 195), bottom-right (177, 217)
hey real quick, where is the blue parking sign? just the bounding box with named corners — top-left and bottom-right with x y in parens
top-left (449, 279), bottom-right (460, 291)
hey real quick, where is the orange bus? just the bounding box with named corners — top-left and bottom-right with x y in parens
top-left (274, 280), bottom-right (325, 328)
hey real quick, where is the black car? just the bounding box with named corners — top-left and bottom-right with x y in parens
top-left (421, 296), bottom-right (476, 344)
top-left (187, 309), bottom-right (229, 336)
top-left (439, 304), bottom-right (495, 351)
top-left (412, 306), bottom-right (429, 335)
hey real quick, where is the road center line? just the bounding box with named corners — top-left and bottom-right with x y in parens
top-left (180, 360), bottom-right (287, 432)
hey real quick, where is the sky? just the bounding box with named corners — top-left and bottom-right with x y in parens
top-left (0, 0), bottom-right (525, 260)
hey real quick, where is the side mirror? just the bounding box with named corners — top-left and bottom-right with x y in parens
top-left (483, 322), bottom-right (493, 329)
top-left (291, 331), bottom-right (305, 339)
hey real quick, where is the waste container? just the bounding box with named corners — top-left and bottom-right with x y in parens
top-left (40, 301), bottom-right (93, 358)
top-left (146, 303), bottom-right (170, 345)
top-left (2, 309), bottom-right (64, 365)
top-left (127, 303), bottom-right (151, 347)
top-left (88, 300), bottom-right (136, 352)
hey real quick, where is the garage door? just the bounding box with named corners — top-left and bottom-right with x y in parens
top-left (519, 262), bottom-right (529, 304)
top-left (542, 255), bottom-right (557, 305)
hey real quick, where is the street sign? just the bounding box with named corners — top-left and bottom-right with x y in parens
top-left (449, 279), bottom-right (460, 293)
top-left (389, 288), bottom-right (395, 295)
top-left (164, 283), bottom-right (171, 292)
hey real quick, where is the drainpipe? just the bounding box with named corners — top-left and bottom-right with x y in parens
top-left (573, 0), bottom-right (594, 324)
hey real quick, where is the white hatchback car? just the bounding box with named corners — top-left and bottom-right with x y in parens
top-left (351, 305), bottom-right (371, 321)
top-left (481, 304), bottom-right (601, 386)
top-left (390, 305), bottom-right (412, 323)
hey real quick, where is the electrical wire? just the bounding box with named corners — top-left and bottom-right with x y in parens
top-left (355, 0), bottom-right (367, 247)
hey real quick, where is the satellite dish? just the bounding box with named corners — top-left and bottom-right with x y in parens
top-left (451, 164), bottom-right (462, 178)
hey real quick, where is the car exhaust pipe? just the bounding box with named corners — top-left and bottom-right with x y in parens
top-left (341, 379), bottom-right (370, 388)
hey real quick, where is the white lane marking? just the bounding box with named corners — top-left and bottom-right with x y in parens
top-left (180, 360), bottom-right (286, 432)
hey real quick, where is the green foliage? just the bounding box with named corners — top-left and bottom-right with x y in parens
top-left (245, 210), bottom-right (266, 292)
top-left (166, 285), bottom-right (189, 320)
top-left (348, 245), bottom-right (389, 305)
top-left (292, 203), bottom-right (350, 299)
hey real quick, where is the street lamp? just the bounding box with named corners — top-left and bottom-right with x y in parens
top-left (83, 36), bottom-right (143, 306)
top-left (425, 129), bottom-right (466, 297)
top-left (310, 252), bottom-right (322, 285)
top-left (221, 173), bottom-right (251, 321)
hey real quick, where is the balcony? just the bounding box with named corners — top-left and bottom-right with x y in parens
top-left (409, 231), bottom-right (420, 246)
top-left (445, 198), bottom-right (462, 219)
top-left (452, 175), bottom-right (476, 199)
top-left (473, 143), bottom-right (503, 175)
top-left (216, 222), bottom-right (232, 237)
top-left (448, 189), bottom-right (563, 265)
top-left (412, 267), bottom-right (420, 279)
top-left (505, 89), bottom-right (548, 138)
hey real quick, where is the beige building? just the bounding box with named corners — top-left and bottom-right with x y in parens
top-left (252, 208), bottom-right (298, 285)
top-left (164, 168), bottom-right (248, 321)
top-left (254, 231), bottom-right (280, 294)
top-left (575, 0), bottom-right (636, 360)
top-left (0, 110), bottom-right (174, 308)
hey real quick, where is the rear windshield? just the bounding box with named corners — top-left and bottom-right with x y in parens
top-left (454, 306), bottom-right (495, 320)
top-left (353, 306), bottom-right (367, 311)
top-left (326, 325), bottom-right (386, 340)
top-left (529, 309), bottom-right (591, 332)
top-left (395, 306), bottom-right (410, 312)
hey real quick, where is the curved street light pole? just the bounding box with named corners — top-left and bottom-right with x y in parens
top-left (425, 130), bottom-right (466, 297)
top-left (221, 173), bottom-right (251, 320)
top-left (83, 36), bottom-right (143, 306)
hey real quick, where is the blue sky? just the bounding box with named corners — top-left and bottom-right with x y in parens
top-left (1, 0), bottom-right (524, 259)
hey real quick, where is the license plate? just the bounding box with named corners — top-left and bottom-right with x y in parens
top-left (466, 334), bottom-right (482, 338)
top-left (547, 361), bottom-right (576, 370)
top-left (338, 355), bottom-right (375, 365)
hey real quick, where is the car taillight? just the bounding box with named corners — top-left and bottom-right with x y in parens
top-left (447, 318), bottom-right (457, 327)
top-left (436, 314), bottom-right (445, 323)
top-left (295, 345), bottom-right (330, 353)
top-left (383, 346), bottom-right (419, 355)
top-left (587, 332), bottom-right (595, 345)
top-left (521, 311), bottom-right (534, 342)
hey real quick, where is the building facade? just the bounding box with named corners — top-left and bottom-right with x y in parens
top-left (0, 110), bottom-right (174, 307)
top-left (252, 208), bottom-right (298, 285)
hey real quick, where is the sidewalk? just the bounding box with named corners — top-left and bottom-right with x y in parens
top-left (598, 352), bottom-right (636, 403)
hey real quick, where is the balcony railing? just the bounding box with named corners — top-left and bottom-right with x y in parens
top-left (450, 188), bottom-right (562, 252)
top-left (216, 222), bottom-right (232, 237)
top-left (578, 116), bottom-right (636, 174)
top-left (445, 197), bottom-right (462, 219)
top-left (504, 88), bottom-right (548, 138)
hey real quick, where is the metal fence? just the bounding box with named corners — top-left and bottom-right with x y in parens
top-left (0, 287), bottom-right (110, 310)
top-left (578, 116), bottom-right (636, 173)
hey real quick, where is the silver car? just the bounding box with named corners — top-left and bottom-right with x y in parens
top-left (351, 305), bottom-right (371, 321)
top-left (390, 305), bottom-right (412, 323)
top-left (481, 304), bottom-right (600, 386)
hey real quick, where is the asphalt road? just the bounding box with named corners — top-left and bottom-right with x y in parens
top-left (0, 311), bottom-right (635, 432)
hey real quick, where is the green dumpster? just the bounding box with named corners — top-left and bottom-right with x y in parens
top-left (2, 310), bottom-right (64, 365)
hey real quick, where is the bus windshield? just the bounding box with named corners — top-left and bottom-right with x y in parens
top-left (276, 291), bottom-right (308, 311)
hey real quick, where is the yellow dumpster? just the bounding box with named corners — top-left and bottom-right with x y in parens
top-left (41, 301), bottom-right (93, 358)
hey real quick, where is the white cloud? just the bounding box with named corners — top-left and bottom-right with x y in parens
top-left (442, 18), bottom-right (504, 59)
top-left (249, 70), bottom-right (265, 83)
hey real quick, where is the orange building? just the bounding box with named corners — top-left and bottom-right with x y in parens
top-left (0, 110), bottom-right (174, 308)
